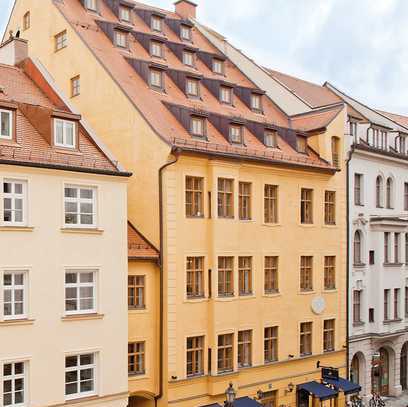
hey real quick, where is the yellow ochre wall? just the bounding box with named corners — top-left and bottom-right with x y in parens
top-left (7, 2), bottom-right (347, 406)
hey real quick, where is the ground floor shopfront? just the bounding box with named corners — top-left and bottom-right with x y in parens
top-left (349, 333), bottom-right (408, 400)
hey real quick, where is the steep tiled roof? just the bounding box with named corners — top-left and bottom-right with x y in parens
top-left (51, 0), bottom-right (336, 172)
top-left (128, 221), bottom-right (159, 260)
top-left (290, 105), bottom-right (344, 132)
top-left (265, 68), bottom-right (342, 109)
top-left (0, 60), bottom-right (129, 175)
top-left (376, 110), bottom-right (408, 131)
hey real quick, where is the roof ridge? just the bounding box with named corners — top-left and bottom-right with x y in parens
top-left (266, 67), bottom-right (325, 88)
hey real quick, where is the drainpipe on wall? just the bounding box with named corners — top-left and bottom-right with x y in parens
top-left (155, 147), bottom-right (180, 407)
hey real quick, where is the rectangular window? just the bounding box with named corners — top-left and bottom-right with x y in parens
top-left (128, 342), bottom-right (145, 375)
top-left (55, 30), bottom-right (67, 51)
top-left (186, 78), bottom-right (200, 98)
top-left (394, 288), bottom-right (400, 320)
top-left (0, 109), bottom-right (12, 139)
top-left (3, 272), bottom-right (26, 320)
top-left (2, 361), bottom-right (26, 406)
top-left (149, 68), bottom-right (163, 90)
top-left (180, 24), bottom-right (192, 41)
top-left (384, 232), bottom-right (390, 263)
top-left (395, 233), bottom-right (400, 263)
top-left (212, 58), bottom-right (224, 74)
top-left (54, 118), bottom-right (76, 148)
top-left (238, 182), bottom-right (251, 220)
top-left (218, 256), bottom-right (233, 297)
top-left (300, 322), bottom-right (312, 356)
top-left (264, 185), bottom-right (278, 223)
top-left (114, 30), bottom-right (128, 48)
top-left (238, 256), bottom-right (252, 296)
top-left (238, 330), bottom-right (252, 368)
top-left (186, 257), bottom-right (204, 298)
top-left (220, 86), bottom-right (232, 104)
top-left (3, 180), bottom-right (26, 226)
top-left (251, 93), bottom-right (262, 112)
top-left (151, 15), bottom-right (162, 32)
top-left (71, 76), bottom-right (80, 97)
top-left (190, 116), bottom-right (206, 139)
top-left (218, 178), bottom-right (234, 218)
top-left (297, 136), bottom-right (307, 153)
top-left (405, 287), bottom-right (408, 317)
top-left (384, 289), bottom-right (390, 320)
top-left (187, 336), bottom-right (204, 376)
top-left (229, 125), bottom-right (243, 144)
top-left (65, 270), bottom-right (96, 315)
top-left (353, 290), bottom-right (361, 323)
top-left (324, 191), bottom-right (336, 225)
top-left (323, 319), bottom-right (335, 352)
top-left (217, 333), bottom-right (233, 373)
top-left (150, 40), bottom-right (163, 58)
top-left (406, 234), bottom-right (408, 264)
top-left (119, 6), bottom-right (131, 22)
top-left (324, 256), bottom-right (336, 290)
top-left (128, 275), bottom-right (145, 309)
top-left (264, 130), bottom-right (278, 148)
top-left (65, 353), bottom-right (96, 399)
top-left (354, 174), bottom-right (363, 205)
top-left (369, 250), bottom-right (375, 265)
top-left (183, 50), bottom-right (194, 66)
top-left (300, 256), bottom-right (313, 292)
top-left (369, 308), bottom-right (375, 323)
top-left (301, 188), bottom-right (313, 224)
top-left (64, 185), bottom-right (96, 228)
top-left (185, 176), bottom-right (203, 217)
top-left (84, 0), bottom-right (97, 11)
top-left (264, 256), bottom-right (278, 294)
top-left (23, 11), bottom-right (30, 30)
top-left (264, 326), bottom-right (278, 363)
top-left (405, 183), bottom-right (408, 211)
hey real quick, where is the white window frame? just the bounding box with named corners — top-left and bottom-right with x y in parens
top-left (180, 25), bottom-right (192, 41)
top-left (150, 41), bottom-right (163, 58)
top-left (213, 58), bottom-right (224, 74)
top-left (63, 185), bottom-right (97, 229)
top-left (0, 109), bottom-right (12, 140)
top-left (119, 6), bottom-right (131, 22)
top-left (183, 51), bottom-right (194, 67)
top-left (64, 270), bottom-right (97, 316)
top-left (114, 30), bottom-right (128, 48)
top-left (2, 179), bottom-right (27, 227)
top-left (251, 93), bottom-right (262, 111)
top-left (1, 360), bottom-right (28, 407)
top-left (54, 119), bottom-right (76, 149)
top-left (151, 15), bottom-right (162, 32)
top-left (84, 0), bottom-right (97, 11)
top-left (64, 352), bottom-right (97, 401)
top-left (2, 270), bottom-right (27, 321)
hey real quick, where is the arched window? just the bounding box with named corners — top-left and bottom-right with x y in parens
top-left (351, 354), bottom-right (360, 384)
top-left (354, 230), bottom-right (362, 264)
top-left (386, 178), bottom-right (393, 209)
top-left (376, 176), bottom-right (383, 208)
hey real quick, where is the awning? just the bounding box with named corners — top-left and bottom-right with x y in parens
top-left (234, 397), bottom-right (262, 406)
top-left (324, 377), bottom-right (361, 395)
top-left (297, 381), bottom-right (338, 400)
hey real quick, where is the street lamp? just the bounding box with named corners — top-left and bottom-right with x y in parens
top-left (224, 383), bottom-right (236, 406)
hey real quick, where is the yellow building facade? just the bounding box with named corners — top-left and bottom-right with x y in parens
top-left (6, 1), bottom-right (348, 406)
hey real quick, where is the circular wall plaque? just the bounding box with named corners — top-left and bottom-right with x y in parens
top-left (311, 296), bottom-right (326, 315)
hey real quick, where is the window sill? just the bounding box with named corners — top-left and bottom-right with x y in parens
top-left (60, 227), bottom-right (104, 235)
top-left (383, 318), bottom-right (402, 325)
top-left (62, 313), bottom-right (104, 322)
top-left (262, 222), bottom-right (281, 228)
top-left (353, 263), bottom-right (366, 269)
top-left (239, 292), bottom-right (254, 298)
top-left (353, 321), bottom-right (365, 327)
top-left (323, 288), bottom-right (337, 293)
top-left (264, 291), bottom-right (280, 297)
top-left (299, 223), bottom-right (315, 228)
top-left (54, 148), bottom-right (82, 156)
top-left (185, 215), bottom-right (205, 219)
top-left (128, 372), bottom-right (147, 379)
top-left (0, 318), bottom-right (35, 326)
top-left (383, 262), bottom-right (404, 268)
top-left (299, 290), bottom-right (315, 295)
top-left (322, 224), bottom-right (338, 229)
top-left (0, 225), bottom-right (34, 232)
top-left (216, 295), bottom-right (235, 302)
top-left (64, 394), bottom-right (98, 404)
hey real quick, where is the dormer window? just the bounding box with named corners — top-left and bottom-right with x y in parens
top-left (229, 125), bottom-right (243, 144)
top-left (119, 6), bottom-right (132, 23)
top-left (251, 93), bottom-right (262, 112)
top-left (297, 136), bottom-right (307, 153)
top-left (114, 30), bottom-right (128, 48)
top-left (213, 58), bottom-right (224, 75)
top-left (191, 116), bottom-right (206, 139)
top-left (397, 135), bottom-right (407, 154)
top-left (150, 40), bottom-right (164, 58)
top-left (264, 130), bottom-right (278, 148)
top-left (54, 118), bottom-right (76, 149)
top-left (220, 86), bottom-right (232, 105)
top-left (0, 109), bottom-right (12, 140)
top-left (149, 68), bottom-right (164, 91)
top-left (186, 78), bottom-right (200, 98)
top-left (84, 0), bottom-right (97, 11)
top-left (151, 15), bottom-right (163, 32)
top-left (183, 50), bottom-right (195, 67)
top-left (180, 25), bottom-right (192, 41)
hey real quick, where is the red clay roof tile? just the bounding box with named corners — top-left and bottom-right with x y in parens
top-left (128, 221), bottom-right (159, 260)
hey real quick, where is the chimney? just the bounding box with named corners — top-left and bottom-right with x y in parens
top-left (174, 0), bottom-right (197, 19)
top-left (0, 31), bottom-right (28, 66)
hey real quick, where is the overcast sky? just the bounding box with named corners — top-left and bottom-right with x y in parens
top-left (1, 0), bottom-right (407, 115)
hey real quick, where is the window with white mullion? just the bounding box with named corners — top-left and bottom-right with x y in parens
top-left (3, 180), bottom-right (26, 226)
top-left (3, 272), bottom-right (26, 320)
top-left (2, 361), bottom-right (26, 407)
top-left (65, 353), bottom-right (96, 400)
top-left (0, 109), bottom-right (12, 139)
top-left (65, 271), bottom-right (96, 315)
top-left (54, 119), bottom-right (76, 148)
top-left (64, 186), bottom-right (96, 228)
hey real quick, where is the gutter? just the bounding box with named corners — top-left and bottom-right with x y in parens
top-left (155, 148), bottom-right (180, 406)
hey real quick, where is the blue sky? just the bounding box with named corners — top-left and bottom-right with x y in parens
top-left (1, 0), bottom-right (407, 115)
